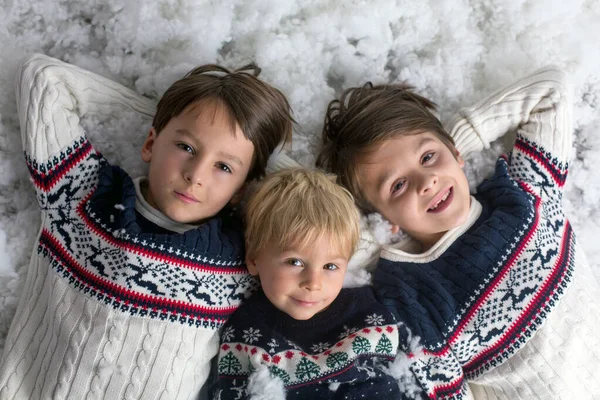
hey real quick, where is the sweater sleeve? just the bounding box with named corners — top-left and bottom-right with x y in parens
top-left (447, 68), bottom-right (572, 171)
top-left (17, 54), bottom-right (156, 209)
top-left (17, 53), bottom-right (156, 163)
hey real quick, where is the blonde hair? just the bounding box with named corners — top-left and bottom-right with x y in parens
top-left (245, 168), bottom-right (360, 259)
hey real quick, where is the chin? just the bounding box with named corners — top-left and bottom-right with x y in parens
top-left (288, 312), bottom-right (315, 321)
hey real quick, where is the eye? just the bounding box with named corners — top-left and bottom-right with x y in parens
top-left (422, 152), bottom-right (435, 164)
top-left (391, 179), bottom-right (405, 194)
top-left (285, 258), bottom-right (304, 267)
top-left (324, 263), bottom-right (339, 271)
top-left (177, 143), bottom-right (194, 154)
top-left (216, 162), bottom-right (232, 174)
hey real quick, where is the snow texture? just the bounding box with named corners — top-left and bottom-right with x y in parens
top-left (1, 0), bottom-right (599, 355)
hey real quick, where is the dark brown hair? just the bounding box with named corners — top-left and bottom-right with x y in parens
top-left (153, 64), bottom-right (294, 181)
top-left (316, 82), bottom-right (455, 213)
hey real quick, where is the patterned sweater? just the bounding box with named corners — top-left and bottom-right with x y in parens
top-left (373, 67), bottom-right (600, 399)
top-left (211, 287), bottom-right (423, 399)
top-left (0, 54), bottom-right (257, 399)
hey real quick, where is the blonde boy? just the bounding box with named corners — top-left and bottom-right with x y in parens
top-left (211, 168), bottom-right (421, 399)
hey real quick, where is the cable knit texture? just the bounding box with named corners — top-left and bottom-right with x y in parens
top-left (374, 67), bottom-right (600, 399)
top-left (0, 54), bottom-right (258, 400)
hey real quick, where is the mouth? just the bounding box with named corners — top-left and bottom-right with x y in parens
top-left (174, 191), bottom-right (199, 204)
top-left (292, 298), bottom-right (320, 307)
top-left (427, 187), bottom-right (453, 213)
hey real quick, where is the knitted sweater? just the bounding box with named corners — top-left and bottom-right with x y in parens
top-left (211, 287), bottom-right (423, 399)
top-left (0, 54), bottom-right (258, 400)
top-left (373, 67), bottom-right (600, 399)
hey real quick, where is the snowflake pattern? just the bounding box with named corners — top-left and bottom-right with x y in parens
top-left (242, 327), bottom-right (262, 344)
top-left (267, 338), bottom-right (279, 354)
top-left (222, 326), bottom-right (235, 342)
top-left (364, 313), bottom-right (385, 326)
top-left (338, 325), bottom-right (359, 339)
top-left (310, 342), bottom-right (331, 354)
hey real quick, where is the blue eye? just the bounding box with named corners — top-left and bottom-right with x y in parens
top-left (216, 163), bottom-right (232, 174)
top-left (177, 143), bottom-right (194, 154)
top-left (286, 258), bottom-right (303, 267)
top-left (422, 152), bottom-right (435, 163)
top-left (324, 263), bottom-right (338, 271)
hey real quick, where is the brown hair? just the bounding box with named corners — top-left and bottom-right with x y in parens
top-left (245, 168), bottom-right (360, 260)
top-left (316, 82), bottom-right (455, 213)
top-left (153, 64), bottom-right (294, 181)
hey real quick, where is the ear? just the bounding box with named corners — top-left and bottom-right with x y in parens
top-left (455, 148), bottom-right (465, 168)
top-left (141, 127), bottom-right (158, 163)
top-left (245, 256), bottom-right (259, 276)
top-left (390, 224), bottom-right (400, 235)
top-left (230, 183), bottom-right (246, 205)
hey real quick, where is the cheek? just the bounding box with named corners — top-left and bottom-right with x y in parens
top-left (262, 273), bottom-right (292, 298)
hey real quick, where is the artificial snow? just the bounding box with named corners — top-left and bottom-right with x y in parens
top-left (0, 0), bottom-right (599, 355)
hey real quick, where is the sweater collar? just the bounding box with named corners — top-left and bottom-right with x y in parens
top-left (249, 288), bottom-right (360, 335)
top-left (86, 164), bottom-right (244, 261)
top-left (380, 196), bottom-right (482, 263)
top-left (132, 177), bottom-right (200, 234)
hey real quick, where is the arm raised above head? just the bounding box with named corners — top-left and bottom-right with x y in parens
top-left (448, 67), bottom-right (572, 165)
top-left (17, 53), bottom-right (156, 163)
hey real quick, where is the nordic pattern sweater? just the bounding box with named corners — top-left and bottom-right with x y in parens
top-left (0, 54), bottom-right (257, 400)
top-left (374, 67), bottom-right (600, 399)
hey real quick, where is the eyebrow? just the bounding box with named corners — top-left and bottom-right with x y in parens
top-left (375, 136), bottom-right (437, 192)
top-left (175, 129), bottom-right (245, 167)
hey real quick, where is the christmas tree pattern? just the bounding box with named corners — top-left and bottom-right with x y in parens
top-left (217, 322), bottom-right (399, 387)
top-left (218, 351), bottom-right (242, 375)
top-left (269, 365), bottom-right (291, 384)
top-left (295, 357), bottom-right (321, 381)
top-left (375, 334), bottom-right (393, 354)
top-left (352, 336), bottom-right (371, 354)
top-left (326, 352), bottom-right (349, 369)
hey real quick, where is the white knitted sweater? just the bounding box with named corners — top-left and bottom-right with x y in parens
top-left (376, 67), bottom-right (600, 399)
top-left (0, 54), bottom-right (257, 400)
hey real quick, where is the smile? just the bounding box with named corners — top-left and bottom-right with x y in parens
top-left (427, 187), bottom-right (453, 213)
top-left (174, 191), bottom-right (199, 204)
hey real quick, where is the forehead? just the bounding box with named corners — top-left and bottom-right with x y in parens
top-left (180, 99), bottom-right (238, 131)
top-left (360, 132), bottom-right (440, 166)
top-left (281, 231), bottom-right (351, 260)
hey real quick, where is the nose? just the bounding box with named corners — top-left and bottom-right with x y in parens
top-left (184, 158), bottom-right (210, 186)
top-left (418, 173), bottom-right (438, 195)
top-left (301, 268), bottom-right (322, 292)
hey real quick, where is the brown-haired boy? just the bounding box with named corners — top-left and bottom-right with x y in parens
top-left (318, 68), bottom-right (600, 399)
top-left (211, 168), bottom-right (424, 399)
top-left (0, 54), bottom-right (293, 399)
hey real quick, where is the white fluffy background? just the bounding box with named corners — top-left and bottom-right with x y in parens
top-left (0, 0), bottom-right (599, 354)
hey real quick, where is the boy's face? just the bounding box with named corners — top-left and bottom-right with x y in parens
top-left (246, 234), bottom-right (349, 321)
top-left (141, 100), bottom-right (254, 224)
top-left (358, 132), bottom-right (471, 250)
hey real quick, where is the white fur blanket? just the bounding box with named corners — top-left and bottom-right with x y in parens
top-left (1, 0), bottom-right (599, 354)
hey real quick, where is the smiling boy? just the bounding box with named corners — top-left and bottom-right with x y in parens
top-left (318, 68), bottom-right (600, 398)
top-left (0, 54), bottom-right (293, 400)
top-left (211, 168), bottom-right (424, 400)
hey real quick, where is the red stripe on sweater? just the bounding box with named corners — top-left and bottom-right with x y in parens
top-left (39, 229), bottom-right (236, 318)
top-left (27, 140), bottom-right (93, 192)
top-left (463, 221), bottom-right (573, 373)
top-left (423, 195), bottom-right (541, 359)
top-left (76, 191), bottom-right (247, 275)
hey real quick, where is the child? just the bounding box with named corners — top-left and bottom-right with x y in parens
top-left (0, 54), bottom-right (293, 400)
top-left (211, 168), bottom-right (423, 399)
top-left (317, 68), bottom-right (600, 399)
